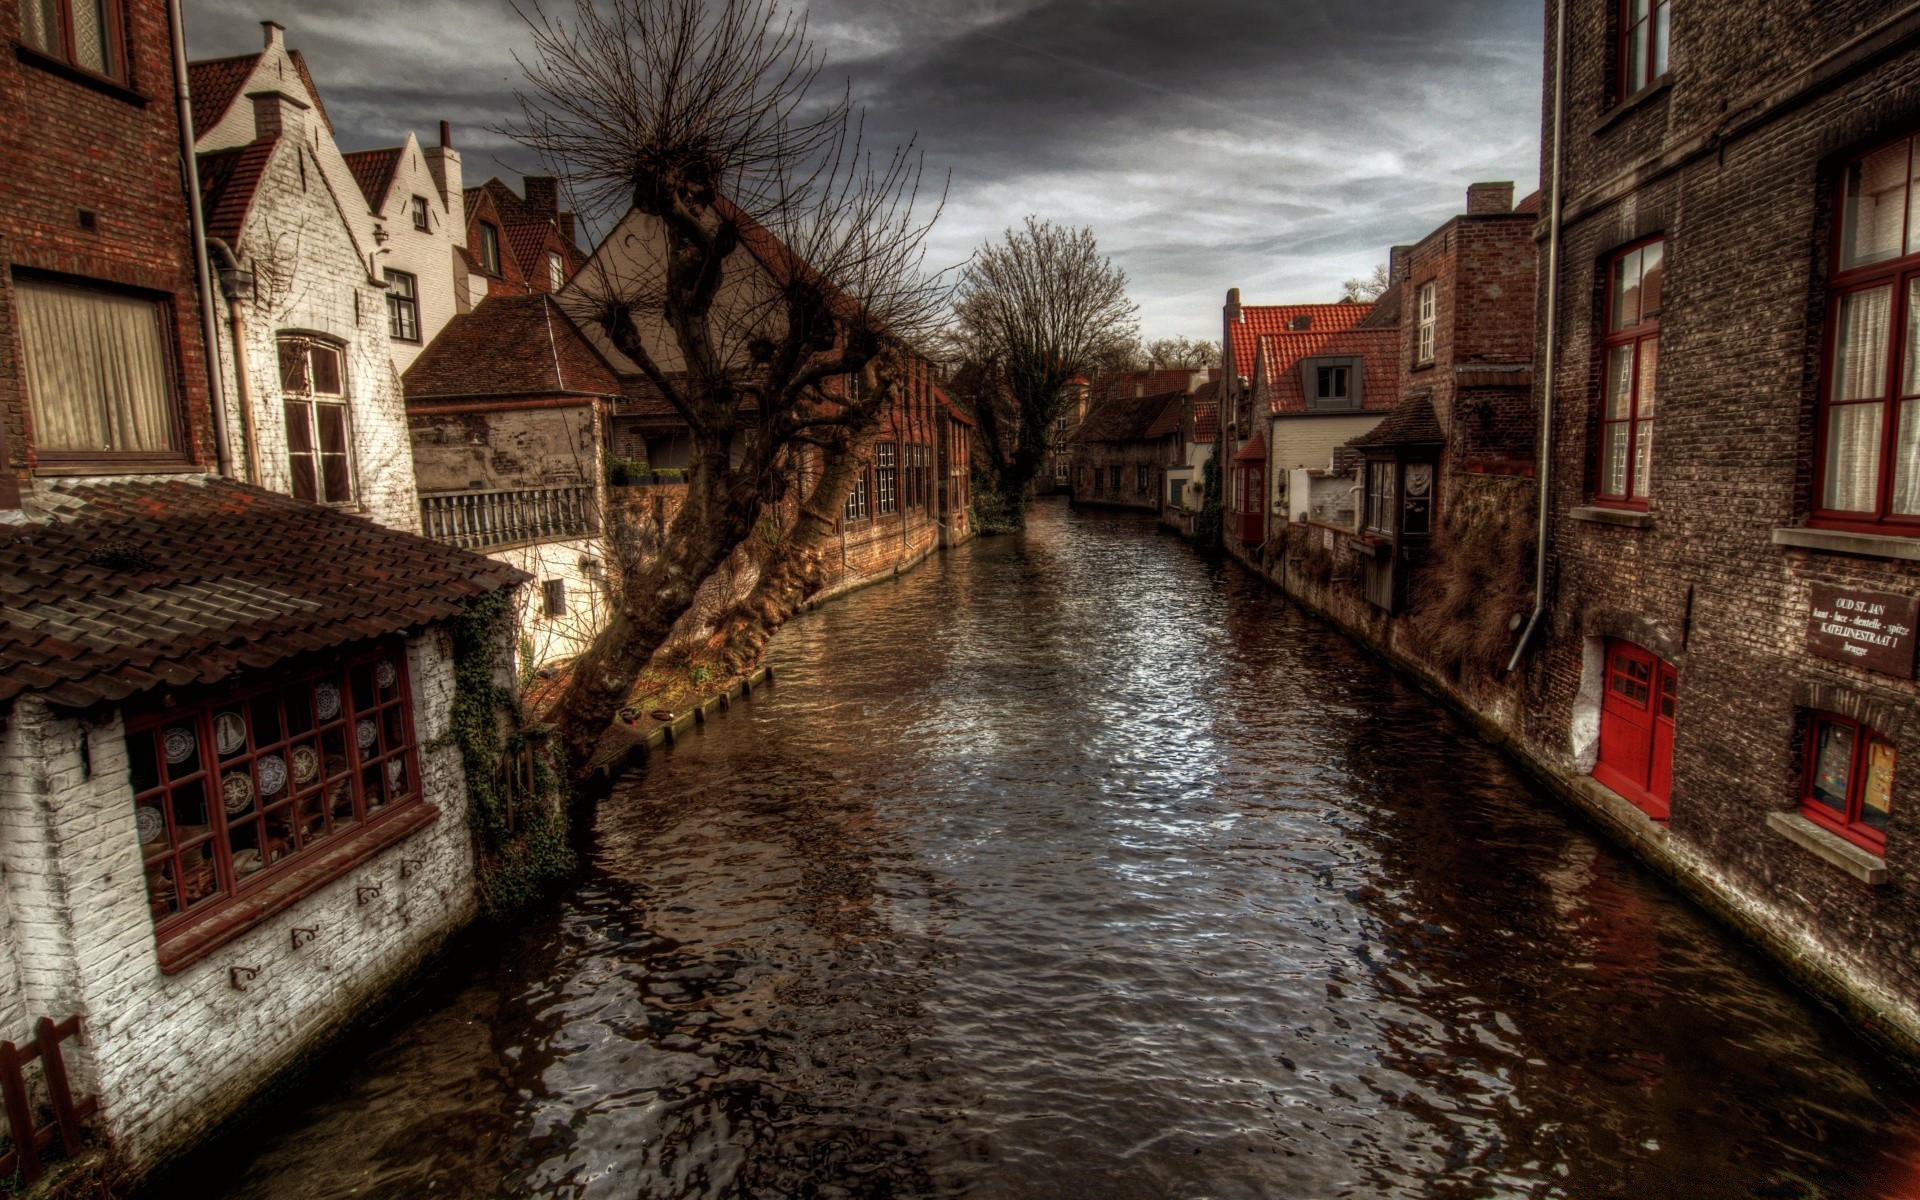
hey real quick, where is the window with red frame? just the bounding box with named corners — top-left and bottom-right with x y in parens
top-left (1598, 239), bottom-right (1663, 506)
top-left (1619, 0), bottom-right (1670, 101)
top-left (1818, 134), bottom-right (1920, 529)
top-left (125, 648), bottom-right (421, 937)
top-left (20, 0), bottom-right (122, 80)
top-left (1803, 712), bottom-right (1895, 852)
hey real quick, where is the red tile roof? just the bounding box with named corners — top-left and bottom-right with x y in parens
top-left (1191, 379), bottom-right (1220, 444)
top-left (341, 147), bottom-right (402, 212)
top-left (1089, 368), bottom-right (1204, 408)
top-left (404, 295), bottom-right (622, 402)
top-left (197, 140), bottom-right (277, 246)
top-left (0, 479), bottom-right (525, 710)
top-left (1232, 430), bottom-right (1268, 463)
top-left (1226, 302), bottom-right (1372, 381)
top-left (1144, 393), bottom-right (1189, 439)
top-left (187, 54), bottom-right (258, 135)
top-left (1350, 393), bottom-right (1445, 448)
top-left (1514, 189), bottom-right (1543, 214)
top-left (1259, 324), bottom-right (1401, 415)
top-left (1071, 390), bottom-right (1184, 444)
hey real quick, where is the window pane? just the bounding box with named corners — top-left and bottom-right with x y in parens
top-left (1894, 399), bottom-right (1920, 515)
top-left (16, 281), bottom-right (175, 453)
top-left (1843, 141), bottom-right (1910, 270)
top-left (20, 0), bottom-right (58, 54)
top-left (309, 345), bottom-right (343, 396)
top-left (1862, 739), bottom-right (1896, 833)
top-left (1824, 402), bottom-right (1884, 512)
top-left (285, 400), bottom-right (318, 503)
top-left (1637, 337), bottom-right (1658, 419)
top-left (1600, 422), bottom-right (1630, 497)
top-left (1833, 287), bottom-right (1891, 401)
top-left (317, 404), bottom-right (352, 503)
top-left (1650, 0), bottom-right (1669, 79)
top-left (1639, 241), bottom-right (1663, 319)
top-left (1632, 419), bottom-right (1653, 499)
top-left (1810, 721), bottom-right (1856, 814)
top-left (1611, 248), bottom-right (1642, 330)
top-left (72, 0), bottom-right (109, 75)
top-left (1605, 345), bottom-right (1636, 419)
top-left (1624, 13), bottom-right (1647, 93)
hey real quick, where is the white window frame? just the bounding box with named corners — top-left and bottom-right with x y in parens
top-left (1416, 281), bottom-right (1437, 365)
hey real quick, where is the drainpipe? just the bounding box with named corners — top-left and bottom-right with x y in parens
top-left (207, 238), bottom-right (260, 485)
top-left (167, 0), bottom-right (234, 478)
top-left (1505, 0), bottom-right (1570, 675)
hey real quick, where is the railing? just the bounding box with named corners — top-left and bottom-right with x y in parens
top-left (419, 486), bottom-right (599, 552)
top-left (0, 1015), bottom-right (97, 1185)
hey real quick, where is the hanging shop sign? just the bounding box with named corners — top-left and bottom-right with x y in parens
top-left (1806, 583), bottom-right (1919, 677)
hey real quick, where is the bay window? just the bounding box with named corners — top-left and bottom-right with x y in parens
top-left (127, 647), bottom-right (422, 946)
top-left (14, 277), bottom-right (180, 465)
top-left (278, 336), bottom-right (354, 505)
top-left (1802, 712), bottom-right (1895, 853)
top-left (1818, 134), bottom-right (1920, 530)
top-left (1598, 238), bottom-right (1662, 507)
top-left (19, 0), bottom-right (121, 80)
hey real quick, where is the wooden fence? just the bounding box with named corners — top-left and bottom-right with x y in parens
top-left (0, 1015), bottom-right (96, 1184)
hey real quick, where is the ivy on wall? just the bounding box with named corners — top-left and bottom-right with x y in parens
top-left (447, 591), bottom-right (574, 916)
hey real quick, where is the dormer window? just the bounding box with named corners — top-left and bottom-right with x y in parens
top-left (410, 196), bottom-right (430, 232)
top-left (548, 250), bottom-right (565, 290)
top-left (477, 221), bottom-right (501, 276)
top-left (20, 0), bottom-right (121, 81)
top-left (1317, 365), bottom-right (1351, 404)
top-left (1301, 356), bottom-right (1363, 412)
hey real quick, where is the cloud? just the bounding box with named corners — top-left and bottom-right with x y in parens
top-left (183, 0), bottom-right (1542, 338)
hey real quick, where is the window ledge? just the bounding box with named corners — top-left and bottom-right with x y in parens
top-left (1767, 811), bottom-right (1888, 884)
top-left (1772, 526), bottom-right (1920, 561)
top-left (155, 803), bottom-right (440, 975)
top-left (13, 43), bottom-right (147, 105)
top-left (1591, 76), bottom-right (1671, 136)
top-left (1569, 505), bottom-right (1653, 528)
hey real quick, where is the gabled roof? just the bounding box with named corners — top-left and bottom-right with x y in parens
top-left (1071, 390), bottom-right (1184, 445)
top-left (1232, 430), bottom-right (1268, 463)
top-left (1144, 393), bottom-right (1190, 439)
top-left (197, 140), bottom-right (277, 246)
top-left (1514, 190), bottom-right (1543, 214)
top-left (1089, 368), bottom-right (1204, 408)
top-left (0, 479), bottom-right (525, 711)
top-left (1227, 302), bottom-right (1371, 380)
top-left (341, 146), bottom-right (403, 212)
top-left (1259, 323), bottom-right (1400, 415)
top-left (404, 294), bottom-right (621, 402)
top-left (1350, 393), bottom-right (1445, 449)
top-left (1191, 378), bottom-right (1219, 444)
top-left (187, 48), bottom-right (332, 137)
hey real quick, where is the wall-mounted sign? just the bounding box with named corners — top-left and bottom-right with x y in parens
top-left (1807, 583), bottom-right (1919, 677)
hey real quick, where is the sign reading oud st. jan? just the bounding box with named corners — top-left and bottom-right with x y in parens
top-left (1806, 583), bottom-right (1920, 677)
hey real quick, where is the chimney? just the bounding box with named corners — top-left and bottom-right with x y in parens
top-left (523, 176), bottom-right (559, 219)
top-left (1466, 181), bottom-right (1515, 215)
top-left (1225, 287), bottom-right (1243, 323)
top-left (1388, 244), bottom-right (1415, 286)
top-left (557, 212), bottom-right (578, 248)
top-left (424, 120), bottom-right (465, 248)
top-left (247, 88), bottom-right (309, 141)
top-left (261, 20), bottom-right (284, 49)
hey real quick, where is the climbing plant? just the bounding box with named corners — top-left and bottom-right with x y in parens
top-left (1194, 451), bottom-right (1224, 549)
top-left (448, 591), bottom-right (575, 916)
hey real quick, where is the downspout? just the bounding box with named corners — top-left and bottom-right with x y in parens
top-left (207, 237), bottom-right (259, 484)
top-left (167, 0), bottom-right (234, 478)
top-left (1505, 0), bottom-right (1570, 675)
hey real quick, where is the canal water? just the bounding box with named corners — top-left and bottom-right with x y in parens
top-left (148, 501), bottom-right (1920, 1200)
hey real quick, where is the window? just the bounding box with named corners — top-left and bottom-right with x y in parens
top-left (384, 269), bottom-right (419, 342)
top-left (875, 441), bottom-right (898, 515)
top-left (19, 0), bottom-right (121, 80)
top-left (278, 336), bottom-right (353, 505)
top-left (1169, 479), bottom-right (1184, 506)
top-left (1365, 459), bottom-right (1396, 535)
top-left (1108, 464), bottom-right (1122, 493)
top-left (548, 251), bottom-right (566, 290)
top-left (1135, 464), bottom-right (1149, 493)
top-left (1803, 713), bottom-right (1895, 852)
top-left (844, 473), bottom-right (870, 523)
top-left (1416, 281), bottom-right (1437, 364)
top-left (1317, 365), bottom-right (1351, 404)
top-left (1819, 134), bottom-right (1920, 529)
top-left (1598, 238), bottom-right (1662, 506)
top-left (1302, 357), bottom-right (1362, 412)
top-left (477, 221), bottom-right (501, 275)
top-left (126, 647), bottom-right (421, 941)
top-left (14, 278), bottom-right (178, 462)
top-left (410, 196), bottom-right (430, 232)
top-left (1619, 0), bottom-right (1671, 100)
top-left (542, 579), bottom-right (567, 618)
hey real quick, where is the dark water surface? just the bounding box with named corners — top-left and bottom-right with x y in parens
top-left (152, 502), bottom-right (1920, 1199)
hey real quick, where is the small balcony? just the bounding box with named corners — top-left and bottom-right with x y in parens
top-left (419, 485), bottom-right (599, 552)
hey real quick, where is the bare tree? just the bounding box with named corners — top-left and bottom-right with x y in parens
top-left (1342, 263), bottom-right (1390, 302)
top-left (508, 0), bottom-right (947, 773)
top-left (1145, 336), bottom-right (1221, 369)
top-left (949, 218), bottom-right (1136, 526)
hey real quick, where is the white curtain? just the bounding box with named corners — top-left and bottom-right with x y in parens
top-left (15, 280), bottom-right (174, 454)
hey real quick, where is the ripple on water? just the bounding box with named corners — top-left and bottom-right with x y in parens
top-left (144, 501), bottom-right (1920, 1200)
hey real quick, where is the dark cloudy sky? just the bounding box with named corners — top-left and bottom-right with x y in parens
top-left (182, 0), bottom-right (1543, 340)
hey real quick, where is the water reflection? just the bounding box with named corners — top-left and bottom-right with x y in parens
top-left (144, 500), bottom-right (1919, 1200)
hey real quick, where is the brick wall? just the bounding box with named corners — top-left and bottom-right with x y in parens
top-left (0, 0), bottom-right (216, 499)
top-left (1069, 442), bottom-right (1167, 512)
top-left (0, 629), bottom-right (479, 1168)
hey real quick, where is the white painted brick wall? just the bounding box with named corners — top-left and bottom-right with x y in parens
top-left (494, 536), bottom-right (612, 669)
top-left (0, 629), bottom-right (477, 1168)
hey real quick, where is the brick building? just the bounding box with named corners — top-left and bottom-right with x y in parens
top-left (0, 0), bottom-right (522, 1176)
top-left (1068, 387), bottom-right (1186, 512)
top-left (340, 121), bottom-right (469, 374)
top-left (1502, 0), bottom-right (1920, 1054)
top-left (464, 176), bottom-right (583, 300)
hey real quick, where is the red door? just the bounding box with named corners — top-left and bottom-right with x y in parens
top-left (1235, 467), bottom-right (1265, 544)
top-left (1594, 640), bottom-right (1676, 819)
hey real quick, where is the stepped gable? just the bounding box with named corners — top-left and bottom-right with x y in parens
top-left (0, 479), bottom-right (526, 710)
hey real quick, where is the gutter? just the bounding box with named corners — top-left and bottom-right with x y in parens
top-left (167, 0), bottom-right (233, 478)
top-left (1506, 0), bottom-right (1569, 675)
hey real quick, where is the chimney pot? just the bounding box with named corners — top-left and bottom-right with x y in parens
top-left (1466, 181), bottom-right (1515, 215)
top-left (1226, 287), bottom-right (1243, 323)
top-left (439, 120), bottom-right (452, 148)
